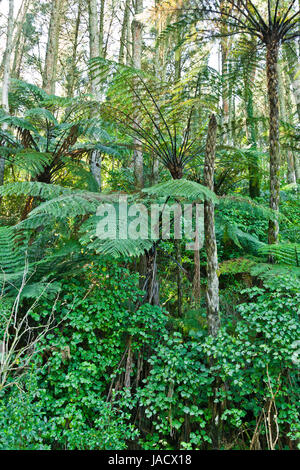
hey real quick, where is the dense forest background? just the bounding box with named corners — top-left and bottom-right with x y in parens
top-left (0, 0), bottom-right (299, 451)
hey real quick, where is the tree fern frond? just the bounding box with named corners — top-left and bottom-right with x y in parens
top-left (82, 237), bottom-right (153, 258)
top-left (250, 263), bottom-right (300, 279)
top-left (13, 150), bottom-right (52, 177)
top-left (142, 178), bottom-right (218, 203)
top-left (259, 243), bottom-right (300, 266)
top-left (25, 107), bottom-right (58, 126)
top-left (0, 182), bottom-right (73, 199)
top-left (0, 226), bottom-right (27, 277)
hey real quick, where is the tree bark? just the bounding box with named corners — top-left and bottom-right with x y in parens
top-left (119, 0), bottom-right (130, 64)
top-left (88, 0), bottom-right (102, 191)
top-left (132, 0), bottom-right (144, 189)
top-left (244, 41), bottom-right (260, 198)
top-left (11, 0), bottom-right (31, 78)
top-left (204, 114), bottom-right (220, 337)
top-left (0, 0), bottom-right (14, 186)
top-left (66, 0), bottom-right (81, 97)
top-left (99, 0), bottom-right (105, 58)
top-left (192, 229), bottom-right (201, 306)
top-left (42, 0), bottom-right (65, 95)
top-left (278, 61), bottom-right (296, 185)
top-left (266, 41), bottom-right (280, 246)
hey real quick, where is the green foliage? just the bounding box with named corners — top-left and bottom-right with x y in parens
top-left (138, 274), bottom-right (300, 449)
top-left (0, 375), bottom-right (50, 450)
top-left (25, 260), bottom-right (166, 449)
top-left (143, 178), bottom-right (217, 203)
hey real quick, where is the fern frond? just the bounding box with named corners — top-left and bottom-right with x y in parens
top-left (259, 243), bottom-right (300, 266)
top-left (0, 182), bottom-right (73, 199)
top-left (13, 151), bottom-right (52, 177)
top-left (250, 263), bottom-right (300, 280)
top-left (142, 178), bottom-right (217, 203)
top-left (82, 238), bottom-right (153, 258)
top-left (0, 226), bottom-right (27, 277)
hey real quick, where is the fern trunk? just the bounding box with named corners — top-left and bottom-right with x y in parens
top-left (266, 41), bottom-right (280, 246)
top-left (204, 114), bottom-right (220, 337)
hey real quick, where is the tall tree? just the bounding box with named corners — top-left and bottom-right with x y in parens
top-left (119, 0), bottom-right (131, 64)
top-left (187, 0), bottom-right (300, 244)
top-left (204, 114), bottom-right (220, 336)
top-left (66, 0), bottom-right (82, 97)
top-left (11, 0), bottom-right (31, 79)
top-left (42, 0), bottom-right (65, 94)
top-left (132, 0), bottom-right (144, 189)
top-left (88, 0), bottom-right (103, 191)
top-left (0, 0), bottom-right (14, 186)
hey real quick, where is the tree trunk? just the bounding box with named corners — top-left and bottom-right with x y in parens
top-left (88, 0), bottom-right (102, 191)
top-left (283, 45), bottom-right (300, 122)
top-left (99, 0), bottom-right (105, 58)
top-left (204, 114), bottom-right (220, 337)
top-left (221, 38), bottom-right (230, 144)
top-left (192, 229), bottom-right (201, 306)
top-left (11, 0), bottom-right (31, 78)
top-left (278, 61), bottom-right (296, 185)
top-left (0, 0), bottom-right (14, 186)
top-left (119, 0), bottom-right (130, 64)
top-left (244, 41), bottom-right (260, 198)
top-left (66, 0), bottom-right (81, 97)
top-left (88, 0), bottom-right (99, 95)
top-left (132, 0), bottom-right (144, 189)
top-left (266, 41), bottom-right (280, 246)
top-left (245, 83), bottom-right (260, 197)
top-left (42, 0), bottom-right (65, 94)
top-left (90, 150), bottom-right (102, 190)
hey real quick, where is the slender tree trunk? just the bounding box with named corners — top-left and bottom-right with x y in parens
top-left (11, 0), bottom-right (31, 78)
top-left (88, 0), bottom-right (99, 94)
top-left (119, 0), bottom-right (130, 64)
top-left (42, 0), bottom-right (65, 94)
top-left (192, 229), bottom-right (201, 306)
top-left (278, 62), bottom-right (296, 184)
top-left (174, 9), bottom-right (182, 82)
top-left (174, 239), bottom-right (183, 317)
top-left (266, 41), bottom-right (280, 246)
top-left (132, 0), bottom-right (144, 189)
top-left (88, 0), bottom-right (102, 191)
top-left (0, 0), bottom-right (14, 186)
top-left (204, 114), bottom-right (220, 337)
top-left (66, 0), bottom-right (81, 97)
top-left (244, 72), bottom-right (260, 197)
top-left (283, 45), bottom-right (300, 122)
top-left (220, 2), bottom-right (231, 144)
top-left (221, 39), bottom-right (229, 144)
top-left (99, 0), bottom-right (105, 58)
